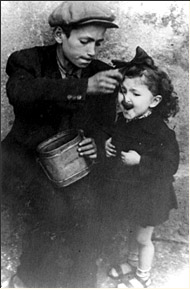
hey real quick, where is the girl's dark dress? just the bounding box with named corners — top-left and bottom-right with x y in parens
top-left (103, 112), bottom-right (179, 227)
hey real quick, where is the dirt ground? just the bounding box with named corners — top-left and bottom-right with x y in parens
top-left (1, 164), bottom-right (189, 288)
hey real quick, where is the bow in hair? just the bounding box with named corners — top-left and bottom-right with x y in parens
top-left (112, 46), bottom-right (155, 75)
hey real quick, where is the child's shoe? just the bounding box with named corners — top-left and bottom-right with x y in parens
top-left (108, 253), bottom-right (139, 280)
top-left (108, 262), bottom-right (136, 280)
top-left (117, 268), bottom-right (151, 288)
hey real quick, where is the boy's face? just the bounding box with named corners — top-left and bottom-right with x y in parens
top-left (56, 24), bottom-right (106, 68)
top-left (118, 76), bottom-right (159, 120)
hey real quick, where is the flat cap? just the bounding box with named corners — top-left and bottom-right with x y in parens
top-left (48, 1), bottom-right (118, 29)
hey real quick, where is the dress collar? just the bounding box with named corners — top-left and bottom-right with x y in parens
top-left (116, 109), bottom-right (152, 123)
top-left (117, 111), bottom-right (165, 135)
top-left (125, 110), bottom-right (152, 124)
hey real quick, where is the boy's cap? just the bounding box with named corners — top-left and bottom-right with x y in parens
top-left (48, 1), bottom-right (118, 29)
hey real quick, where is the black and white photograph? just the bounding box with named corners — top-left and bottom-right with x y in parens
top-left (1, 1), bottom-right (189, 288)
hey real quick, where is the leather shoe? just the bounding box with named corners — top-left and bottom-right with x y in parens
top-left (9, 274), bottom-right (25, 288)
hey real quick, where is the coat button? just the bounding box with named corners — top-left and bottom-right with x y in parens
top-left (67, 95), bottom-right (72, 100)
top-left (77, 95), bottom-right (82, 100)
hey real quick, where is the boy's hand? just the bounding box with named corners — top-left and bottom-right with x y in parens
top-left (87, 69), bottom-right (122, 95)
top-left (121, 150), bottom-right (141, 166)
top-left (105, 138), bottom-right (117, 158)
top-left (78, 137), bottom-right (97, 159)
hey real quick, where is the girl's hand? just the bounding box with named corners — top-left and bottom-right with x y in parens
top-left (121, 150), bottom-right (141, 166)
top-left (105, 138), bottom-right (117, 158)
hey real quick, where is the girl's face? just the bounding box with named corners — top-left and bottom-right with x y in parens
top-left (118, 76), bottom-right (161, 120)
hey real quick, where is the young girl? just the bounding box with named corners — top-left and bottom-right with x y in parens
top-left (104, 47), bottom-right (180, 288)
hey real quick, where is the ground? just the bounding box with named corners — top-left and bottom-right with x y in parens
top-left (1, 163), bottom-right (189, 288)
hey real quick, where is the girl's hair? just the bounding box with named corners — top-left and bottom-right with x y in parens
top-left (124, 65), bottom-right (179, 121)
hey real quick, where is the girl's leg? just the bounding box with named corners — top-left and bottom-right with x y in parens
top-left (108, 224), bottom-right (154, 282)
top-left (118, 226), bottom-right (154, 288)
top-left (136, 225), bottom-right (154, 272)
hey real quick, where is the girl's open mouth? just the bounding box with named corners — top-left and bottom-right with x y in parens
top-left (121, 100), bottom-right (134, 110)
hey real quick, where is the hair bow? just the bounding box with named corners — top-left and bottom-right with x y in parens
top-left (112, 46), bottom-right (155, 75)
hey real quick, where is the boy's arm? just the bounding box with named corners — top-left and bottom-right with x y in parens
top-left (6, 49), bottom-right (88, 112)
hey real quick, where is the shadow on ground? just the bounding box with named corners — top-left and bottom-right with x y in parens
top-left (1, 164), bottom-right (189, 288)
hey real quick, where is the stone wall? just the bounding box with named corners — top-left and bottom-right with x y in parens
top-left (1, 1), bottom-right (189, 164)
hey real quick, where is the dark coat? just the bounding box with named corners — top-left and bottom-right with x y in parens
top-left (4, 43), bottom-right (116, 152)
top-left (2, 43), bottom-right (117, 207)
top-left (103, 112), bottom-right (180, 227)
top-left (2, 44), bottom-right (116, 288)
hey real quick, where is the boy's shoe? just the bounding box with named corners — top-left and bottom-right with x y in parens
top-left (8, 274), bottom-right (25, 288)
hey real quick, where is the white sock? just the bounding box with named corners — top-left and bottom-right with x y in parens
top-left (136, 267), bottom-right (151, 281)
